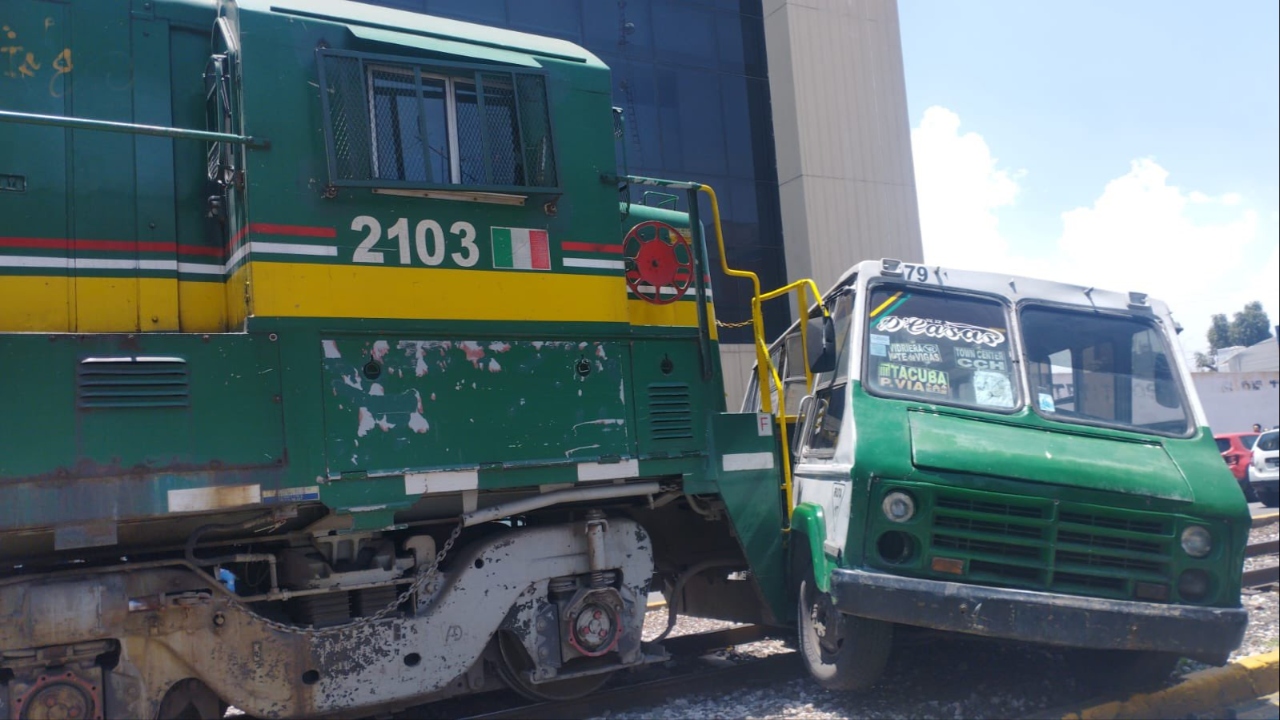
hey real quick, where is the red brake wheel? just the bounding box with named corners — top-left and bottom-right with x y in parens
top-left (622, 221), bottom-right (694, 305)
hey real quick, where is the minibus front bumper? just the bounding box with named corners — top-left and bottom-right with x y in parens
top-left (829, 568), bottom-right (1247, 663)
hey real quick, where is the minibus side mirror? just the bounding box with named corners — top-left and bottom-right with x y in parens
top-left (806, 315), bottom-right (837, 374)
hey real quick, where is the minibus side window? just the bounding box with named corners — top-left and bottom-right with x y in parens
top-left (804, 292), bottom-right (855, 457)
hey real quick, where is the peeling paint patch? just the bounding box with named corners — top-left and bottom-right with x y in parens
top-left (488, 359), bottom-right (502, 373)
top-left (408, 412), bottom-right (430, 433)
top-left (369, 383), bottom-right (385, 396)
top-left (461, 341), bottom-right (486, 368)
top-left (488, 341), bottom-right (511, 352)
top-left (357, 407), bottom-right (376, 437)
top-left (565, 444), bottom-right (601, 457)
top-left (573, 419), bottom-right (625, 432)
top-left (372, 340), bottom-right (390, 361)
top-left (322, 339), bottom-right (342, 358)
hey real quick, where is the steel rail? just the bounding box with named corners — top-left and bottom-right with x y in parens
top-left (1242, 537), bottom-right (1279, 590)
top-left (459, 652), bottom-right (800, 720)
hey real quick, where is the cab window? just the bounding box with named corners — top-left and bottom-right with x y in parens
top-left (318, 51), bottom-right (557, 190)
top-left (803, 290), bottom-right (855, 457)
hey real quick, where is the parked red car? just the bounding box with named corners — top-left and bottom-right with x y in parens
top-left (1215, 432), bottom-right (1260, 501)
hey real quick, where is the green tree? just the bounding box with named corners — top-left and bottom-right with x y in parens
top-left (1228, 301), bottom-right (1273, 347)
top-left (1194, 351), bottom-right (1218, 372)
top-left (1207, 313), bottom-right (1231, 350)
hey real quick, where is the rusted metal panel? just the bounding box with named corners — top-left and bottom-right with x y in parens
top-left (0, 520), bottom-right (653, 718)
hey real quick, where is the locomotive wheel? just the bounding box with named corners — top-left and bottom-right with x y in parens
top-left (156, 678), bottom-right (223, 720)
top-left (796, 575), bottom-right (893, 692)
top-left (494, 631), bottom-right (614, 701)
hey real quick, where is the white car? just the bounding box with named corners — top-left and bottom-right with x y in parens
top-left (1248, 429), bottom-right (1279, 507)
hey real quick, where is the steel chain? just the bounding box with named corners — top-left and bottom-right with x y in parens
top-left (219, 520), bottom-right (465, 637)
top-left (715, 318), bottom-right (753, 329)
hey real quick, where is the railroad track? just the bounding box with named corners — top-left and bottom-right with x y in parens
top-left (452, 626), bottom-right (797, 720)
top-left (1244, 537), bottom-right (1279, 589)
top-left (1244, 512), bottom-right (1279, 590)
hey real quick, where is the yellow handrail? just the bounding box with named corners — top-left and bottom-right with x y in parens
top-left (699, 185), bottom-right (827, 522)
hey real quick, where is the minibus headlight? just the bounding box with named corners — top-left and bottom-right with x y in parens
top-left (882, 491), bottom-right (916, 523)
top-left (1180, 526), bottom-right (1211, 558)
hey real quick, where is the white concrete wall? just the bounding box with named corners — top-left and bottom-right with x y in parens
top-left (1192, 372), bottom-right (1280, 434)
top-left (722, 0), bottom-right (924, 406)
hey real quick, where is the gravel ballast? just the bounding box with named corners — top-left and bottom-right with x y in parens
top-left (602, 520), bottom-right (1279, 720)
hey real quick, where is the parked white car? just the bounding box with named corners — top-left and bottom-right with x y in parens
top-left (1249, 429), bottom-right (1279, 507)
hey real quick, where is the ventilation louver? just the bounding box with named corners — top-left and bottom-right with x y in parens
top-left (78, 357), bottom-right (190, 409)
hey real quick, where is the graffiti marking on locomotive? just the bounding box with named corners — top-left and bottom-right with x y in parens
top-left (0, 22), bottom-right (71, 95)
top-left (350, 215), bottom-right (480, 267)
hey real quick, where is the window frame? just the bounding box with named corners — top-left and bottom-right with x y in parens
top-left (796, 288), bottom-right (856, 462)
top-left (316, 48), bottom-right (560, 194)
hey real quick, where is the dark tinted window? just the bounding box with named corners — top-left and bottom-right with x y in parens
top-left (1215, 438), bottom-right (1231, 453)
top-left (1242, 434), bottom-right (1259, 449)
top-left (1258, 432), bottom-right (1279, 452)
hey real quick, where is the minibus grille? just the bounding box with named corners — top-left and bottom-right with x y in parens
top-left (928, 489), bottom-right (1174, 601)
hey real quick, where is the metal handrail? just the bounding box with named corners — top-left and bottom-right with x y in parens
top-left (615, 175), bottom-right (828, 522)
top-left (0, 109), bottom-right (268, 148)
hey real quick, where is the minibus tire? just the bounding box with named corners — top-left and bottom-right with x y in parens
top-left (796, 571), bottom-right (893, 692)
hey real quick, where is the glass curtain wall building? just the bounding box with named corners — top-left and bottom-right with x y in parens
top-left (366, 0), bottom-right (789, 342)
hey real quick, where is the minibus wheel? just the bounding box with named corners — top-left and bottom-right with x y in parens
top-left (796, 571), bottom-right (893, 691)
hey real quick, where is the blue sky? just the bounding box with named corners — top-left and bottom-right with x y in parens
top-left (898, 1), bottom-right (1280, 357)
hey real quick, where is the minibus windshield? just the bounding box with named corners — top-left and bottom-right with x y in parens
top-left (864, 286), bottom-right (1019, 412)
top-left (1021, 305), bottom-right (1192, 436)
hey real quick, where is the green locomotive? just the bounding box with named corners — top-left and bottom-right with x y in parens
top-left (0, 1), bottom-right (786, 716)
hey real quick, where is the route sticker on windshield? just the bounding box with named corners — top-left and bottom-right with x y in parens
top-left (974, 370), bottom-right (1014, 408)
top-left (870, 333), bottom-right (890, 357)
top-left (1038, 392), bottom-right (1056, 412)
top-left (877, 363), bottom-right (950, 395)
top-left (888, 342), bottom-right (941, 364)
top-left (875, 316), bottom-right (1006, 348)
top-left (954, 347), bottom-right (1008, 372)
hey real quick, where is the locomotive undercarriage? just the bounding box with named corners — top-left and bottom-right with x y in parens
top-left (0, 486), bottom-right (757, 719)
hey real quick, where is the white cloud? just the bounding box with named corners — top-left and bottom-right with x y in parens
top-left (911, 106), bottom-right (1273, 357)
top-left (910, 107), bottom-right (1021, 266)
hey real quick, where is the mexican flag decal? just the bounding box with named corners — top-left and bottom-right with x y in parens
top-left (491, 227), bottom-right (551, 270)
